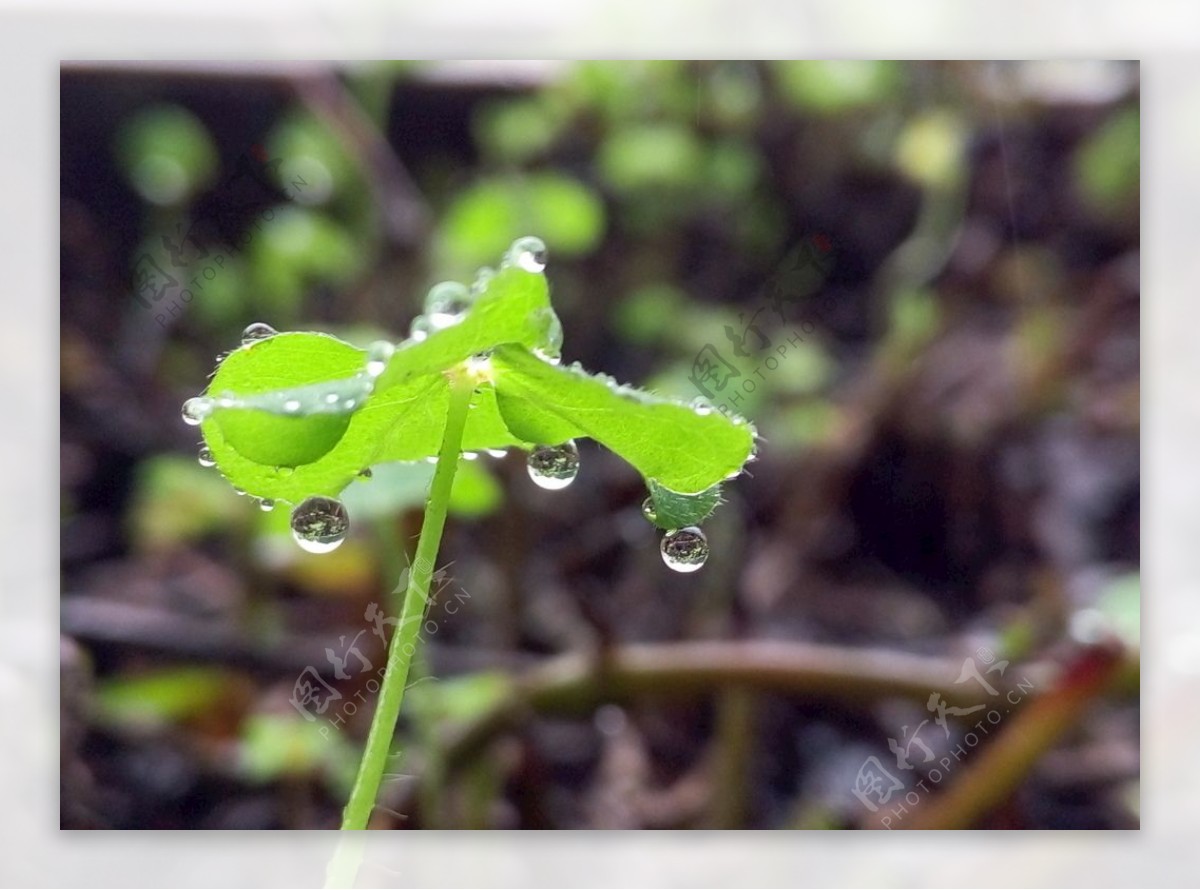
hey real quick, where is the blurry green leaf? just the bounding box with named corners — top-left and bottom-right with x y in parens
top-left (888, 287), bottom-right (941, 354)
top-left (1097, 573), bottom-right (1140, 650)
top-left (447, 458), bottom-right (503, 517)
top-left (774, 61), bottom-right (902, 113)
top-left (128, 454), bottom-right (246, 550)
top-left (1074, 106), bottom-right (1139, 213)
top-left (612, 284), bottom-right (686, 345)
top-left (240, 713), bottom-right (355, 783)
top-left (474, 98), bottom-right (563, 163)
top-left (265, 111), bottom-right (361, 206)
top-left (247, 206), bottom-right (361, 319)
top-left (438, 174), bottom-right (605, 270)
top-left (404, 672), bottom-right (513, 725)
top-left (895, 110), bottom-right (967, 188)
top-left (598, 123), bottom-right (705, 193)
top-left (96, 666), bottom-right (234, 727)
top-left (340, 458), bottom-right (502, 521)
top-left (115, 104), bottom-right (218, 205)
top-left (704, 139), bottom-right (762, 198)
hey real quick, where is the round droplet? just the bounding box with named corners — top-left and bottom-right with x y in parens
top-left (233, 487), bottom-right (246, 497)
top-left (365, 340), bottom-right (394, 377)
top-left (424, 456), bottom-right (438, 464)
top-left (463, 451), bottom-right (479, 461)
top-left (290, 496), bottom-right (350, 554)
top-left (425, 281), bottom-right (472, 328)
top-left (197, 446), bottom-right (215, 468)
top-left (181, 397), bottom-right (212, 426)
top-left (409, 315), bottom-right (432, 342)
top-left (283, 399), bottom-right (301, 414)
top-left (641, 497), bottom-right (657, 524)
top-left (526, 440), bottom-right (580, 491)
top-left (241, 322), bottom-right (277, 346)
top-left (660, 527), bottom-right (709, 573)
top-left (258, 498), bottom-right (275, 512)
top-left (510, 235), bottom-right (548, 273)
top-left (486, 449), bottom-right (507, 459)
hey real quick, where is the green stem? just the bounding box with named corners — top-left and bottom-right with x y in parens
top-left (338, 370), bottom-right (476, 832)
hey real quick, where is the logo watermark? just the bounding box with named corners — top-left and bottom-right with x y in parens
top-left (288, 558), bottom-right (469, 738)
top-left (688, 232), bottom-right (834, 416)
top-left (133, 144), bottom-right (309, 329)
top-left (851, 646), bottom-right (1035, 827)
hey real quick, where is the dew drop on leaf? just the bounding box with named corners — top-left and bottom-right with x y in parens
top-left (197, 446), bottom-right (215, 468)
top-left (258, 498), bottom-right (275, 512)
top-left (486, 449), bottom-right (508, 459)
top-left (471, 266), bottom-right (496, 297)
top-left (290, 496), bottom-right (350, 554)
top-left (425, 282), bottom-right (472, 329)
top-left (181, 397), bottom-right (212, 426)
top-left (527, 440), bottom-right (580, 490)
top-left (463, 451), bottom-right (479, 461)
top-left (510, 235), bottom-right (548, 273)
top-left (365, 340), bottom-right (394, 377)
top-left (660, 526), bottom-right (709, 573)
top-left (641, 496), bottom-right (657, 524)
top-left (240, 322), bottom-right (277, 346)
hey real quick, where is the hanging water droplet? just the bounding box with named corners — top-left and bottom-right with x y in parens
top-left (365, 340), bottom-right (394, 377)
top-left (233, 486), bottom-right (246, 497)
top-left (283, 399), bottom-right (301, 414)
top-left (660, 527), bottom-right (709, 573)
top-left (425, 281), bottom-right (472, 329)
top-left (290, 496), bottom-right (350, 554)
top-left (258, 498), bottom-right (275, 512)
top-left (510, 235), bottom-right (548, 273)
top-left (526, 440), bottom-right (580, 490)
top-left (181, 397), bottom-right (212, 426)
top-left (424, 456), bottom-right (438, 464)
top-left (486, 449), bottom-right (508, 459)
top-left (241, 322), bottom-right (277, 346)
top-left (641, 496), bottom-right (657, 524)
top-left (197, 446), bottom-right (215, 468)
top-left (692, 398), bottom-right (714, 416)
top-left (463, 451), bottom-right (479, 461)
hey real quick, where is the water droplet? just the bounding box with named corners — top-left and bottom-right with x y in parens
top-left (233, 487), bottom-right (246, 496)
top-left (283, 399), bottom-right (301, 414)
top-left (425, 281), bottom-right (472, 328)
top-left (471, 266), bottom-right (495, 297)
top-left (692, 399), bottom-right (714, 416)
top-left (365, 340), bottom-right (394, 377)
top-left (510, 235), bottom-right (547, 273)
top-left (325, 392), bottom-right (340, 405)
top-left (660, 527), bottom-right (709, 573)
top-left (424, 456), bottom-right (438, 464)
top-left (486, 449), bottom-right (508, 459)
top-left (358, 468), bottom-right (373, 479)
top-left (241, 322), bottom-right (277, 346)
top-left (533, 348), bottom-right (562, 365)
top-left (197, 446), bottom-right (215, 468)
top-left (641, 497), bottom-right (657, 524)
top-left (526, 440), bottom-right (579, 490)
top-left (410, 315), bottom-right (432, 342)
top-left (290, 496), bottom-right (350, 554)
top-left (258, 498), bottom-right (275, 512)
top-left (181, 397), bottom-right (212, 426)
top-left (463, 451), bottom-right (479, 461)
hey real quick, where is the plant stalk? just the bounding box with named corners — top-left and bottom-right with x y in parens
top-left (337, 370), bottom-right (476, 831)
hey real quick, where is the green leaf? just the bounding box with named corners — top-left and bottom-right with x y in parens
top-left (195, 239), bottom-right (755, 520)
top-left (491, 345), bottom-right (755, 494)
top-left (645, 479), bottom-right (724, 530)
top-left (96, 667), bottom-right (235, 727)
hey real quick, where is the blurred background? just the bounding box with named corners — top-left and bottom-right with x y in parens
top-left (59, 60), bottom-right (1139, 830)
